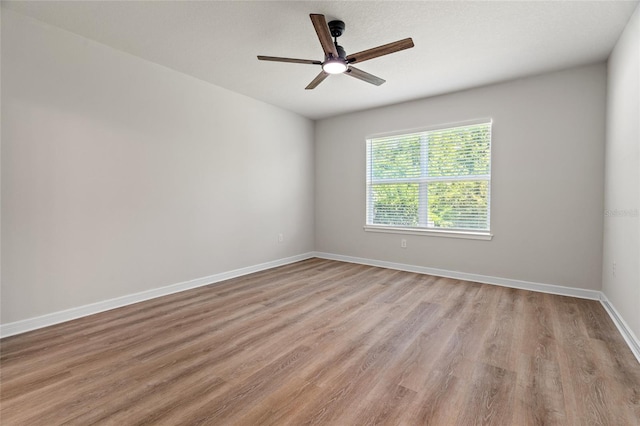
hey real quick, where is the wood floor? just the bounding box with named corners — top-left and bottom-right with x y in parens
top-left (1, 258), bottom-right (639, 425)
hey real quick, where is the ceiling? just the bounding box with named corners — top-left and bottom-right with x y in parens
top-left (3, 1), bottom-right (638, 120)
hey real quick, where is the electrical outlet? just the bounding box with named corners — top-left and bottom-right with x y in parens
top-left (278, 233), bottom-right (284, 243)
top-left (401, 238), bottom-right (407, 248)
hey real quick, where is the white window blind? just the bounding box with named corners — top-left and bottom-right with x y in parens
top-left (366, 121), bottom-right (492, 233)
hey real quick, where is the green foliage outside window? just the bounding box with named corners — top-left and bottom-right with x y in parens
top-left (368, 123), bottom-right (491, 231)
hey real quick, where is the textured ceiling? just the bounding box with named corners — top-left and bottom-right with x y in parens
top-left (3, 1), bottom-right (638, 119)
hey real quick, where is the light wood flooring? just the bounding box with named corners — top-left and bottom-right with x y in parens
top-left (1, 258), bottom-right (639, 425)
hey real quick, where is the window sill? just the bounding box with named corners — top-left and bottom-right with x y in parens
top-left (363, 225), bottom-right (493, 241)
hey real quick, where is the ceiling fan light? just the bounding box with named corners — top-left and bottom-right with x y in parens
top-left (322, 59), bottom-right (347, 74)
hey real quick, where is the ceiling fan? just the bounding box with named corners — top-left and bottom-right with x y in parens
top-left (257, 14), bottom-right (414, 90)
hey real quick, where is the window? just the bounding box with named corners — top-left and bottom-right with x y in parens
top-left (365, 120), bottom-right (492, 239)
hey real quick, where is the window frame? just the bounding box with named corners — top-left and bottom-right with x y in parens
top-left (364, 119), bottom-right (493, 241)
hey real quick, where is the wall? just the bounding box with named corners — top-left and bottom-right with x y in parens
top-left (603, 5), bottom-right (640, 340)
top-left (316, 63), bottom-right (606, 290)
top-left (1, 10), bottom-right (315, 324)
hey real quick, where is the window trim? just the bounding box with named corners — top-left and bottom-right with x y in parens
top-left (365, 118), bottom-right (493, 240)
top-left (363, 224), bottom-right (493, 240)
top-left (366, 118), bottom-right (492, 140)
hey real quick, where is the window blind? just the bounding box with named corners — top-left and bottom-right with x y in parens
top-left (366, 121), bottom-right (491, 232)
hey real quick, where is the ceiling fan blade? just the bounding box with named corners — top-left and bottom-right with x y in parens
top-left (257, 56), bottom-right (321, 65)
top-left (346, 38), bottom-right (414, 64)
top-left (310, 14), bottom-right (339, 58)
top-left (346, 66), bottom-right (385, 86)
top-left (305, 71), bottom-right (329, 90)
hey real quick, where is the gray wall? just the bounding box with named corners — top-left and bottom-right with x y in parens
top-left (3, 6), bottom-right (630, 332)
top-left (603, 5), bottom-right (640, 339)
top-left (1, 10), bottom-right (315, 324)
top-left (315, 63), bottom-right (606, 290)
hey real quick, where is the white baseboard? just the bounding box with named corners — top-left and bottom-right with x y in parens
top-left (598, 294), bottom-right (640, 364)
top-left (0, 252), bottom-right (315, 338)
top-left (312, 252), bottom-right (601, 300)
top-left (4, 251), bottom-right (639, 366)
top-left (313, 251), bottom-right (640, 364)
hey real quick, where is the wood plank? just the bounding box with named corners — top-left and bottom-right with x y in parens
top-left (1, 259), bottom-right (639, 425)
top-left (513, 353), bottom-right (567, 425)
top-left (455, 362), bottom-right (517, 425)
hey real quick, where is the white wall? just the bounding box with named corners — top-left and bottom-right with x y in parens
top-left (316, 63), bottom-right (606, 290)
top-left (603, 5), bottom-right (640, 339)
top-left (1, 10), bottom-right (315, 324)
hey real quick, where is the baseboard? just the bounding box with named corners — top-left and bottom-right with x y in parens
top-left (312, 252), bottom-right (601, 300)
top-left (0, 252), bottom-right (315, 338)
top-left (313, 251), bottom-right (640, 364)
top-left (598, 294), bottom-right (640, 364)
top-left (5, 251), bottom-right (638, 366)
